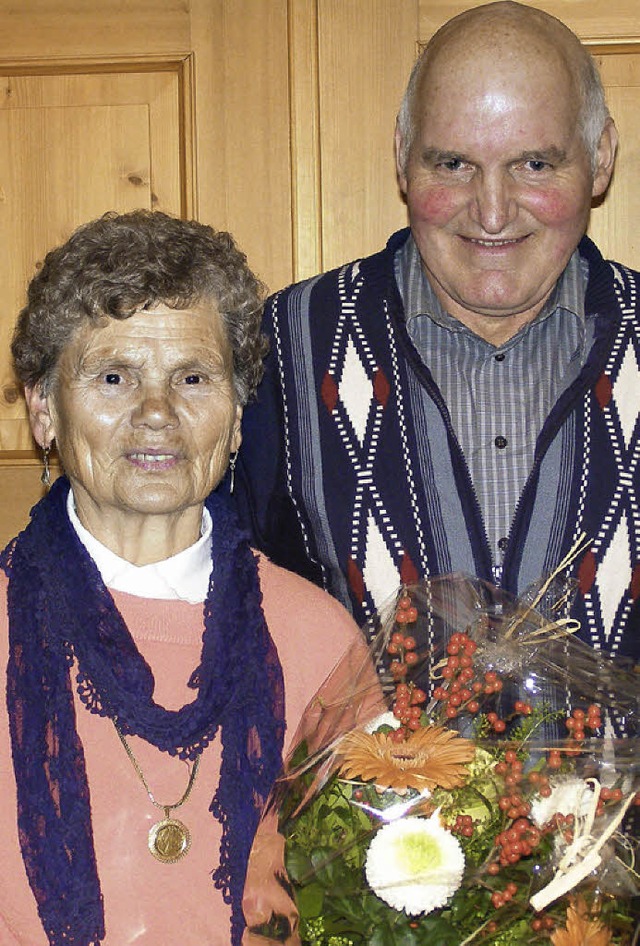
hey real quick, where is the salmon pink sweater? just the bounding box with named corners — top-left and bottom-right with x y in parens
top-left (0, 554), bottom-right (362, 945)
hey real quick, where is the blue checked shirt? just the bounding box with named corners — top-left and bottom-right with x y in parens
top-left (396, 235), bottom-right (593, 578)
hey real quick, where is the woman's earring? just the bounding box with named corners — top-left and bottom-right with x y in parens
top-left (41, 444), bottom-right (51, 487)
top-left (228, 451), bottom-right (238, 494)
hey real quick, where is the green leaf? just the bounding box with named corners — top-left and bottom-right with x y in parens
top-left (367, 926), bottom-right (398, 946)
top-left (296, 881), bottom-right (325, 918)
top-left (414, 914), bottom-right (460, 945)
top-left (285, 848), bottom-right (314, 883)
top-left (310, 846), bottom-right (344, 886)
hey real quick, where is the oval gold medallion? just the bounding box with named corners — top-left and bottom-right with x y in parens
top-left (148, 816), bottom-right (191, 863)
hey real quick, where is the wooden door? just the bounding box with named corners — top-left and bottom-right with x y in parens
top-left (288, 0), bottom-right (420, 280)
top-left (0, 64), bottom-right (188, 545)
top-left (0, 0), bottom-right (293, 548)
top-left (0, 68), bottom-right (187, 451)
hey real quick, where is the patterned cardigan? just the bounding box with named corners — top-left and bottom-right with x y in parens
top-left (236, 229), bottom-right (640, 661)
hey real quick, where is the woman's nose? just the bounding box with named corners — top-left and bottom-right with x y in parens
top-left (131, 384), bottom-right (179, 429)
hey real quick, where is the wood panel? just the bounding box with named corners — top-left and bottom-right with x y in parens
top-left (0, 0), bottom-right (296, 299)
top-left (588, 49), bottom-right (640, 269)
top-left (288, 0), bottom-right (322, 280)
top-left (314, 0), bottom-right (418, 273)
top-left (0, 0), bottom-right (296, 543)
top-left (0, 0), bottom-right (191, 60)
top-left (205, 0), bottom-right (293, 293)
top-left (0, 100), bottom-right (151, 449)
top-left (418, 0), bottom-right (640, 41)
top-left (0, 69), bottom-right (184, 452)
top-left (0, 456), bottom-right (61, 550)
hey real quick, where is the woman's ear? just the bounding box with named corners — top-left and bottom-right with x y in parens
top-left (231, 404), bottom-right (243, 454)
top-left (24, 383), bottom-right (56, 448)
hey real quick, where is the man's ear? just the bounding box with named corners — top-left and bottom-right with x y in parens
top-left (592, 117), bottom-right (618, 199)
top-left (24, 383), bottom-right (56, 448)
top-left (394, 123), bottom-right (409, 195)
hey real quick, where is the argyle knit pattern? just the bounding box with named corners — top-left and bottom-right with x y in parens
top-left (236, 230), bottom-right (640, 661)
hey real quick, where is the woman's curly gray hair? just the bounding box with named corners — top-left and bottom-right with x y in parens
top-left (12, 209), bottom-right (268, 405)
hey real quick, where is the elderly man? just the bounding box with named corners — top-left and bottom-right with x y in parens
top-left (235, 1), bottom-right (639, 662)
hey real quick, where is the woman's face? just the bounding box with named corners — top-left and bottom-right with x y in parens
top-left (29, 302), bottom-right (242, 559)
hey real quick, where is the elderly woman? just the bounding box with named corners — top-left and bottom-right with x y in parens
top-left (0, 211), bottom-right (363, 946)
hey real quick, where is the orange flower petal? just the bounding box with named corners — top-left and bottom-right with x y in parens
top-left (336, 726), bottom-right (474, 792)
top-left (551, 898), bottom-right (612, 946)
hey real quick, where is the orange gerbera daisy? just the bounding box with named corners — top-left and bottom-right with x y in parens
top-left (336, 726), bottom-right (475, 791)
top-left (551, 898), bottom-right (612, 946)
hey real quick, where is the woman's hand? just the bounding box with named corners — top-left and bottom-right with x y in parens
top-left (242, 808), bottom-right (300, 946)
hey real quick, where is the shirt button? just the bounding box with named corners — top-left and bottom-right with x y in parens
top-left (494, 353), bottom-right (506, 362)
top-left (494, 435), bottom-right (508, 449)
top-left (498, 537), bottom-right (508, 552)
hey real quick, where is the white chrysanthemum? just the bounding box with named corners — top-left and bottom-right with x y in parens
top-left (364, 814), bottom-right (465, 915)
top-left (531, 777), bottom-right (594, 828)
top-left (364, 711), bottom-right (400, 733)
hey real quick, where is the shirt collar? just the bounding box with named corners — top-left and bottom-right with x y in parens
top-left (396, 233), bottom-right (586, 341)
top-left (67, 491), bottom-right (212, 603)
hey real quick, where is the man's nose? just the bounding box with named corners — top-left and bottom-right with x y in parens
top-left (469, 172), bottom-right (517, 233)
top-left (131, 383), bottom-right (179, 429)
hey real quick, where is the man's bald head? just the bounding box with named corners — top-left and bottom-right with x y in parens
top-left (397, 1), bottom-right (609, 174)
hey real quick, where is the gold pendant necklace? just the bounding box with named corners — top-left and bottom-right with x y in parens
top-left (113, 720), bottom-right (201, 864)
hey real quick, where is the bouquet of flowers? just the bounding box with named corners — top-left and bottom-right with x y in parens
top-left (248, 564), bottom-right (640, 946)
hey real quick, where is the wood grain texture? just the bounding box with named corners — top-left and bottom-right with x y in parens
top-left (0, 0), bottom-right (191, 60)
top-left (316, 0), bottom-right (418, 271)
top-left (418, 0), bottom-right (640, 43)
top-left (0, 456), bottom-right (60, 548)
top-left (0, 69), bottom-right (184, 451)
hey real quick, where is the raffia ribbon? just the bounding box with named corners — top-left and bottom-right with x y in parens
top-left (529, 778), bottom-right (637, 912)
top-left (430, 534), bottom-right (589, 680)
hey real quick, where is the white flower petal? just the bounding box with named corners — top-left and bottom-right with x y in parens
top-left (531, 777), bottom-right (594, 828)
top-left (365, 814), bottom-right (465, 915)
top-left (363, 711), bottom-right (400, 733)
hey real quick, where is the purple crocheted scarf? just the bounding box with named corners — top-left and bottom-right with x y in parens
top-left (1, 476), bottom-right (285, 946)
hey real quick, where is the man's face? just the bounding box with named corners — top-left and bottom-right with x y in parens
top-left (396, 45), bottom-right (615, 342)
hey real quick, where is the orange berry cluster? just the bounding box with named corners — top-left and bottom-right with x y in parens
top-left (530, 915), bottom-right (556, 933)
top-left (388, 594), bottom-right (428, 740)
top-left (394, 594), bottom-right (418, 625)
top-left (525, 768), bottom-right (553, 797)
top-left (431, 632), bottom-right (482, 720)
top-left (494, 751), bottom-right (531, 816)
top-left (388, 594), bottom-right (419, 681)
top-left (390, 681), bottom-right (427, 740)
top-left (486, 749), bottom-right (546, 883)
top-left (430, 633), bottom-right (534, 729)
top-left (596, 785), bottom-right (624, 816)
top-left (493, 817), bottom-right (542, 870)
top-left (451, 813), bottom-right (475, 838)
top-left (549, 811), bottom-right (577, 845)
top-left (564, 704), bottom-right (602, 741)
top-left (489, 881), bottom-right (519, 910)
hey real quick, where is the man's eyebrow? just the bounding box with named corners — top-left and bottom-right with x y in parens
top-left (518, 147), bottom-right (567, 163)
top-left (418, 146), bottom-right (569, 165)
top-left (420, 148), bottom-right (470, 163)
